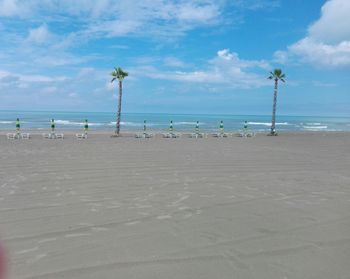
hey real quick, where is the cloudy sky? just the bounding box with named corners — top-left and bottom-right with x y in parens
top-left (0, 0), bottom-right (349, 116)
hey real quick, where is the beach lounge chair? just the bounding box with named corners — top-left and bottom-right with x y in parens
top-left (212, 132), bottom-right (229, 138)
top-left (76, 132), bottom-right (87, 139)
top-left (7, 133), bottom-right (20, 139)
top-left (6, 132), bottom-right (30, 139)
top-left (42, 132), bottom-right (64, 139)
top-left (237, 130), bottom-right (255, 137)
top-left (20, 133), bottom-right (30, 139)
top-left (135, 132), bottom-right (153, 138)
top-left (162, 132), bottom-right (180, 138)
top-left (189, 132), bottom-right (206, 138)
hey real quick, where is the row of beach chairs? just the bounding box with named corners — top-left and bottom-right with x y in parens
top-left (7, 130), bottom-right (254, 140)
top-left (7, 132), bottom-right (88, 140)
top-left (134, 130), bottom-right (255, 139)
top-left (7, 129), bottom-right (254, 140)
top-left (6, 132), bottom-right (31, 139)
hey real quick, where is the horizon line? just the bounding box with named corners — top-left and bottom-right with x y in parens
top-left (0, 110), bottom-right (349, 119)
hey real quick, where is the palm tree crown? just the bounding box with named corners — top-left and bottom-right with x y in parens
top-left (268, 69), bottom-right (286, 83)
top-left (111, 67), bottom-right (128, 83)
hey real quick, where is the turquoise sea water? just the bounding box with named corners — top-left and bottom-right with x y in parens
top-left (1, 111), bottom-right (350, 132)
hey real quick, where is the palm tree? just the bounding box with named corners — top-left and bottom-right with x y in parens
top-left (111, 67), bottom-right (128, 136)
top-left (268, 69), bottom-right (286, 136)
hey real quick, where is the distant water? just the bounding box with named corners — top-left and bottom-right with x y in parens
top-left (1, 111), bottom-right (350, 132)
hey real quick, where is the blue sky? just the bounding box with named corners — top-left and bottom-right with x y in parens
top-left (0, 0), bottom-right (349, 116)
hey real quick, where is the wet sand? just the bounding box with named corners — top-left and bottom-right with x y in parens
top-left (1, 132), bottom-right (350, 279)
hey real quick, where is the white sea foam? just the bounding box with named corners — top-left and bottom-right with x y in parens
top-left (306, 123), bottom-right (322, 125)
top-left (0, 121), bottom-right (13, 124)
top-left (55, 120), bottom-right (104, 126)
top-left (174, 122), bottom-right (203, 125)
top-left (303, 126), bottom-right (328, 130)
top-left (109, 121), bottom-right (156, 127)
top-left (247, 122), bottom-right (290, 126)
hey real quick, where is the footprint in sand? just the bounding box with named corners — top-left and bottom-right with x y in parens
top-left (37, 238), bottom-right (57, 244)
top-left (157, 215), bottom-right (172, 220)
top-left (65, 233), bottom-right (91, 238)
top-left (91, 227), bottom-right (109, 232)
top-left (16, 246), bottom-right (39, 255)
top-left (125, 221), bottom-right (140, 226)
top-left (26, 254), bottom-right (47, 264)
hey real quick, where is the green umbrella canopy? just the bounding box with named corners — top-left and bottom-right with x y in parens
top-left (16, 118), bottom-right (20, 130)
top-left (51, 119), bottom-right (55, 130)
top-left (84, 119), bottom-right (88, 130)
top-left (244, 121), bottom-right (248, 129)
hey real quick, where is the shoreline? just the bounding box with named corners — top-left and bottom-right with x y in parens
top-left (1, 129), bottom-right (350, 137)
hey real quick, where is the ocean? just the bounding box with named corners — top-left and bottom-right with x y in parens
top-left (1, 111), bottom-right (350, 132)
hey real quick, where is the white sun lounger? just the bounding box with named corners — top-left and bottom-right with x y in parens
top-left (237, 130), bottom-right (255, 137)
top-left (189, 132), bottom-right (206, 138)
top-left (20, 133), bottom-right (30, 139)
top-left (7, 133), bottom-right (20, 139)
top-left (7, 133), bottom-right (30, 139)
top-left (162, 132), bottom-right (181, 138)
top-left (42, 133), bottom-right (64, 139)
top-left (76, 133), bottom-right (88, 139)
top-left (135, 132), bottom-right (153, 138)
top-left (212, 132), bottom-right (229, 138)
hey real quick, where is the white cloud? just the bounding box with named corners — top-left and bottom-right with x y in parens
top-left (0, 0), bottom-right (19, 16)
top-left (175, 3), bottom-right (219, 22)
top-left (68, 92), bottom-right (78, 98)
top-left (278, 0), bottom-right (350, 68)
top-left (308, 0), bottom-right (350, 44)
top-left (134, 49), bottom-right (270, 89)
top-left (273, 50), bottom-right (289, 65)
top-left (0, 0), bottom-right (227, 39)
top-left (164, 57), bottom-right (189, 68)
top-left (27, 24), bottom-right (51, 44)
top-left (289, 37), bottom-right (350, 68)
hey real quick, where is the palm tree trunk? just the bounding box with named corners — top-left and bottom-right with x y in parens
top-left (116, 80), bottom-right (122, 135)
top-left (270, 78), bottom-right (278, 135)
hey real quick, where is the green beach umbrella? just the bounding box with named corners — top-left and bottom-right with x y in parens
top-left (51, 119), bottom-right (55, 132)
top-left (244, 121), bottom-right (248, 130)
top-left (84, 119), bottom-right (89, 132)
top-left (143, 120), bottom-right (147, 132)
top-left (169, 120), bottom-right (173, 132)
top-left (16, 118), bottom-right (20, 132)
top-left (220, 121), bottom-right (224, 133)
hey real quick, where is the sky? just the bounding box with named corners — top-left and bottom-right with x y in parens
top-left (0, 0), bottom-right (349, 116)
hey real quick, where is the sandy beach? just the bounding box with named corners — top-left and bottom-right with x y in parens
top-left (1, 132), bottom-right (350, 279)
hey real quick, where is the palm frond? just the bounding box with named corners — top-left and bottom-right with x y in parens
top-left (111, 66), bottom-right (129, 82)
top-left (268, 69), bottom-right (286, 81)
